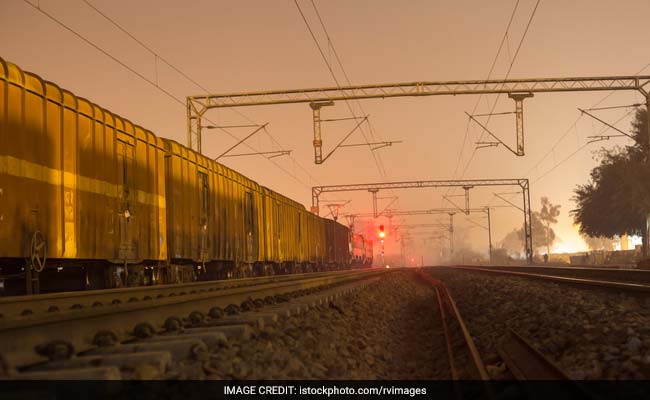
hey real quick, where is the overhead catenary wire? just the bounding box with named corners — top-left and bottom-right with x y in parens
top-left (522, 61), bottom-right (650, 187)
top-left (443, 0), bottom-right (524, 211)
top-left (450, 0), bottom-right (521, 179)
top-left (298, 0), bottom-right (409, 221)
top-left (80, 0), bottom-right (327, 191)
top-left (24, 0), bottom-right (328, 193)
top-left (81, 0), bottom-right (329, 192)
top-left (309, 1), bottom-right (388, 151)
top-left (81, 0), bottom-right (208, 94)
top-left (294, 0), bottom-right (387, 178)
top-left (459, 0), bottom-right (542, 179)
top-left (532, 107), bottom-right (638, 183)
top-left (584, 103), bottom-right (643, 112)
top-left (22, 0), bottom-right (183, 107)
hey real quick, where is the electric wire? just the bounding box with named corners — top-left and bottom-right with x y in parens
top-left (24, 0), bottom-right (322, 192)
top-left (294, 0), bottom-right (387, 178)
top-left (451, 0), bottom-right (521, 177)
top-left (80, 0), bottom-right (325, 191)
top-left (459, 0), bottom-right (542, 178)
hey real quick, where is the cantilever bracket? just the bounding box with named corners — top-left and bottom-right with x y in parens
top-left (467, 112), bottom-right (520, 156)
top-left (368, 189), bottom-right (380, 218)
top-left (509, 92), bottom-right (534, 156)
top-left (468, 92), bottom-right (532, 157)
top-left (476, 141), bottom-right (500, 149)
top-left (586, 135), bottom-right (627, 144)
top-left (310, 101), bottom-right (335, 164)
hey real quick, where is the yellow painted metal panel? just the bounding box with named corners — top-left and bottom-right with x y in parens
top-left (0, 58), bottom-right (167, 262)
top-left (0, 61), bottom-right (7, 252)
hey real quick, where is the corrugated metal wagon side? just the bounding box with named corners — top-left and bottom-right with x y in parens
top-left (163, 138), bottom-right (268, 279)
top-left (261, 187), bottom-right (314, 274)
top-left (0, 57), bottom-right (167, 294)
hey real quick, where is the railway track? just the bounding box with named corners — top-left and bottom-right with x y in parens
top-left (428, 266), bottom-right (650, 382)
top-left (418, 269), bottom-right (586, 385)
top-left (469, 265), bottom-right (650, 283)
top-left (416, 271), bottom-right (488, 380)
top-left (0, 269), bottom-right (378, 319)
top-left (443, 265), bottom-right (650, 295)
top-left (1, 267), bottom-right (592, 382)
top-left (0, 268), bottom-right (387, 377)
top-left (497, 329), bottom-right (570, 380)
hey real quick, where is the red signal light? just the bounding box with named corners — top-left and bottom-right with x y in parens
top-left (378, 224), bottom-right (385, 238)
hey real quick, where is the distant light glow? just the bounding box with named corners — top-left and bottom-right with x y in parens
top-left (379, 231), bottom-right (385, 239)
top-left (613, 235), bottom-right (643, 251)
top-left (552, 240), bottom-right (587, 254)
top-left (552, 243), bottom-right (575, 254)
top-left (385, 265), bottom-right (390, 269)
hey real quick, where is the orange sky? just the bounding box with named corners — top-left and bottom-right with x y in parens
top-left (3, 0), bottom-right (650, 262)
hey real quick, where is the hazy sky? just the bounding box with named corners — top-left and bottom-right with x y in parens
top-left (3, 0), bottom-right (650, 261)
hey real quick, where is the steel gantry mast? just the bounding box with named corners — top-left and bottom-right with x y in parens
top-left (346, 207), bottom-right (495, 263)
top-left (312, 179), bottom-right (533, 264)
top-left (187, 74), bottom-right (650, 160)
top-left (188, 74), bottom-right (650, 259)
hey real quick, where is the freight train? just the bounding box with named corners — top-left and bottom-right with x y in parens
top-left (350, 234), bottom-right (373, 267)
top-left (0, 57), bottom-right (372, 295)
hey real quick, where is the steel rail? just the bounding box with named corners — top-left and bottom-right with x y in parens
top-left (446, 266), bottom-right (650, 294)
top-left (498, 329), bottom-right (570, 380)
top-left (434, 286), bottom-right (458, 380)
top-left (465, 265), bottom-right (650, 283)
top-left (416, 271), bottom-right (489, 380)
top-left (0, 269), bottom-right (387, 370)
top-left (0, 269), bottom-right (381, 319)
top-left (497, 330), bottom-right (596, 397)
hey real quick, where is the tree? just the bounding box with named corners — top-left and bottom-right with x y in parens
top-left (571, 108), bottom-right (650, 256)
top-left (539, 197), bottom-right (561, 256)
top-left (499, 228), bottom-right (523, 257)
top-left (581, 234), bottom-right (616, 251)
top-left (521, 210), bottom-right (559, 256)
top-left (498, 197), bottom-right (561, 257)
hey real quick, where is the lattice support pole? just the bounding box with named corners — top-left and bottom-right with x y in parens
top-left (508, 92), bottom-right (534, 156)
top-left (448, 213), bottom-right (455, 256)
top-left (369, 189), bottom-right (379, 218)
top-left (187, 98), bottom-right (205, 153)
top-left (327, 204), bottom-right (341, 221)
top-left (310, 101), bottom-right (334, 164)
top-left (520, 179), bottom-right (533, 264)
top-left (644, 93), bottom-right (650, 259)
top-left (486, 207), bottom-right (493, 264)
top-left (311, 188), bottom-right (321, 215)
top-left (462, 186), bottom-right (473, 215)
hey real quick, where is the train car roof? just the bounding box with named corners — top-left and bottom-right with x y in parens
top-left (0, 56), bottom-right (349, 231)
top-left (0, 57), bottom-right (165, 151)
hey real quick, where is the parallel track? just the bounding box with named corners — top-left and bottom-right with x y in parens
top-left (497, 329), bottom-right (569, 380)
top-left (442, 265), bottom-right (650, 295)
top-left (424, 267), bottom-right (593, 385)
top-left (0, 269), bottom-right (379, 318)
top-left (416, 271), bottom-right (489, 380)
top-left (465, 264), bottom-right (650, 284)
top-left (0, 268), bottom-right (387, 371)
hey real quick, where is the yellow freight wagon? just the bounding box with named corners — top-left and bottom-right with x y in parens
top-left (162, 139), bottom-right (267, 279)
top-left (0, 57), bottom-right (354, 295)
top-left (0, 57), bottom-right (168, 294)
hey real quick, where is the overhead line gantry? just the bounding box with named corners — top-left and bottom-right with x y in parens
top-left (311, 178), bottom-right (531, 264)
top-left (187, 74), bottom-right (650, 161)
top-left (188, 74), bottom-right (650, 258)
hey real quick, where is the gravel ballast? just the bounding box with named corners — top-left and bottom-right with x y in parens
top-left (428, 267), bottom-right (650, 379)
top-left (196, 270), bottom-right (445, 380)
